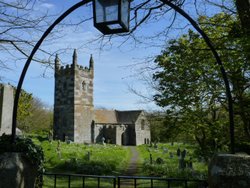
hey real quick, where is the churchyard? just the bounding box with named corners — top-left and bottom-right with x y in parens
top-left (30, 134), bottom-right (207, 187)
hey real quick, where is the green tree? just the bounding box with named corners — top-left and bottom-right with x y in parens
top-left (16, 89), bottom-right (52, 134)
top-left (153, 13), bottom-right (250, 156)
top-left (17, 89), bottom-right (33, 131)
top-left (28, 98), bottom-right (53, 133)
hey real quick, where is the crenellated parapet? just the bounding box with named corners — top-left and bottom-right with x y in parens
top-left (55, 64), bottom-right (92, 77)
top-left (55, 50), bottom-right (94, 78)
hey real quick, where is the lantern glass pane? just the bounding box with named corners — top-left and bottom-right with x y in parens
top-left (95, 0), bottom-right (118, 23)
top-left (121, 0), bottom-right (129, 28)
top-left (107, 23), bottom-right (123, 30)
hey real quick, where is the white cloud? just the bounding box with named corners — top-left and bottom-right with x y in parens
top-left (41, 3), bottom-right (55, 9)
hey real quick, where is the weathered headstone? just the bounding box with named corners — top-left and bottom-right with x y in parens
top-left (150, 153), bottom-right (153, 164)
top-left (178, 149), bottom-right (187, 169)
top-left (188, 157), bottom-right (193, 169)
top-left (0, 84), bottom-right (14, 136)
top-left (48, 130), bottom-right (53, 142)
top-left (56, 140), bottom-right (61, 158)
top-left (86, 151), bottom-right (90, 161)
top-left (177, 148), bottom-right (181, 157)
top-left (153, 142), bottom-right (158, 149)
top-left (208, 154), bottom-right (250, 188)
top-left (102, 137), bottom-right (105, 145)
top-left (163, 147), bottom-right (168, 154)
top-left (169, 152), bottom-right (173, 158)
top-left (0, 153), bottom-right (38, 188)
top-left (181, 149), bottom-right (187, 159)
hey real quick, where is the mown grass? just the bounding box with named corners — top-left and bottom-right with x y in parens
top-left (137, 143), bottom-right (208, 179)
top-left (30, 135), bottom-right (130, 175)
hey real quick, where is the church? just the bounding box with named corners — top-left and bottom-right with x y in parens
top-left (53, 50), bottom-right (151, 145)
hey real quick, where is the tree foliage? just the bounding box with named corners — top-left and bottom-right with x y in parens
top-left (152, 13), bottom-right (250, 157)
top-left (17, 89), bottom-right (52, 133)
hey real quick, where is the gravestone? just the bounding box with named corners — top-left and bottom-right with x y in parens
top-left (177, 148), bottom-right (181, 157)
top-left (56, 140), bottom-right (61, 158)
top-left (181, 149), bottom-right (187, 158)
top-left (188, 157), bottom-right (193, 169)
top-left (179, 149), bottom-right (187, 169)
top-left (163, 147), bottom-right (168, 154)
top-left (153, 142), bottom-right (158, 149)
top-left (102, 137), bottom-right (106, 145)
top-left (208, 154), bottom-right (250, 188)
top-left (0, 153), bottom-right (38, 188)
top-left (0, 84), bottom-right (14, 136)
top-left (169, 152), bottom-right (173, 158)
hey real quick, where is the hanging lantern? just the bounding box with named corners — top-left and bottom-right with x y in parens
top-left (93, 0), bottom-right (130, 34)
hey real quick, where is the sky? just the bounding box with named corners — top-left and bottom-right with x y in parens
top-left (1, 0), bottom-right (225, 111)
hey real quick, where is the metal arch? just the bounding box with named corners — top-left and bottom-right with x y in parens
top-left (160, 0), bottom-right (235, 154)
top-left (11, 0), bottom-right (235, 154)
top-left (11, 0), bottom-right (92, 143)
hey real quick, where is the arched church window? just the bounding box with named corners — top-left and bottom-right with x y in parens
top-left (141, 119), bottom-right (145, 130)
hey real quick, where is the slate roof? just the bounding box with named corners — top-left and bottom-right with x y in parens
top-left (116, 110), bottom-right (142, 124)
top-left (94, 109), bottom-right (143, 124)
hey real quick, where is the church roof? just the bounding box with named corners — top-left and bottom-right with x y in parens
top-left (94, 109), bottom-right (117, 124)
top-left (116, 110), bottom-right (142, 124)
top-left (94, 109), bottom-right (143, 124)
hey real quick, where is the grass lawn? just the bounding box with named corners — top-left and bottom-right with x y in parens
top-left (30, 135), bottom-right (130, 175)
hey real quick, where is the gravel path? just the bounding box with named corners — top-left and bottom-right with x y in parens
top-left (124, 146), bottom-right (140, 175)
top-left (119, 146), bottom-right (141, 187)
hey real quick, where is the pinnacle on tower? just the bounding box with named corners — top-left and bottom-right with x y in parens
top-left (55, 54), bottom-right (60, 70)
top-left (73, 49), bottom-right (77, 66)
top-left (89, 54), bottom-right (94, 69)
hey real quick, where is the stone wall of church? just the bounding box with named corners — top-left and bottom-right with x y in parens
top-left (54, 64), bottom-right (75, 141)
top-left (116, 125), bottom-right (125, 145)
top-left (73, 63), bottom-right (94, 143)
top-left (93, 124), bottom-right (118, 144)
top-left (135, 112), bottom-right (151, 145)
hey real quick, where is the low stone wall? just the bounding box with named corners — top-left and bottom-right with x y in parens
top-left (0, 152), bottom-right (38, 188)
top-left (208, 153), bottom-right (250, 188)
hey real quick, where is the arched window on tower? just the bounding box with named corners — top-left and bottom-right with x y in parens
top-left (82, 81), bottom-right (87, 91)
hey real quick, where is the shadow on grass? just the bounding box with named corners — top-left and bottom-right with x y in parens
top-left (48, 159), bottom-right (117, 175)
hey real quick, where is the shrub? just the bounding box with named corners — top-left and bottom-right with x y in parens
top-left (0, 134), bottom-right (44, 172)
top-left (0, 134), bottom-right (45, 187)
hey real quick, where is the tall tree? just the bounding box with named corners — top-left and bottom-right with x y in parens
top-left (153, 13), bottom-right (250, 152)
top-left (16, 88), bottom-right (52, 133)
top-left (235, 0), bottom-right (250, 34)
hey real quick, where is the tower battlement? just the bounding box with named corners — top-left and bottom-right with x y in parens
top-left (55, 50), bottom-right (93, 78)
top-left (55, 64), bottom-right (93, 77)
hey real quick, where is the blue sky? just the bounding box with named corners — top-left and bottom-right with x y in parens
top-left (1, 0), bottom-right (168, 111)
top-left (1, 0), bottom-right (225, 111)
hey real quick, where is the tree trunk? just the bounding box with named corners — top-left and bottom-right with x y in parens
top-left (236, 0), bottom-right (250, 34)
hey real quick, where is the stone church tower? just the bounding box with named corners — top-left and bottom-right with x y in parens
top-left (53, 50), bottom-right (94, 143)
